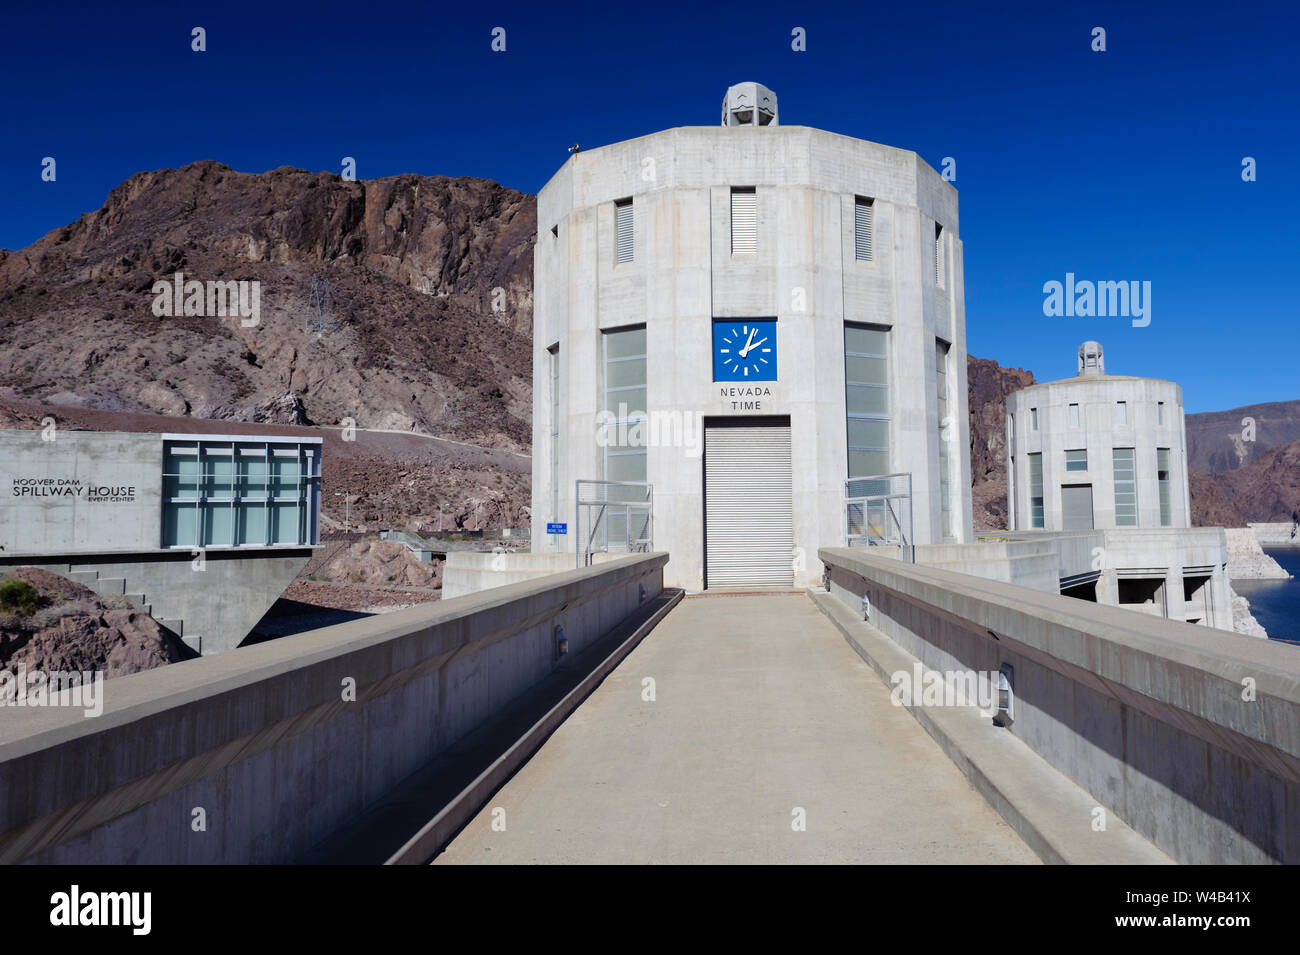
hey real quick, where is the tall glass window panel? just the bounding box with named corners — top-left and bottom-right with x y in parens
top-left (1113, 447), bottom-right (1137, 526)
top-left (164, 503), bottom-right (198, 548)
top-left (237, 449), bottom-right (269, 545)
top-left (271, 501), bottom-right (301, 545)
top-left (603, 326), bottom-right (648, 548)
top-left (846, 331), bottom-right (891, 511)
top-left (845, 324), bottom-right (890, 497)
top-left (936, 339), bottom-right (953, 539)
top-left (1029, 453), bottom-right (1044, 528)
top-left (271, 452), bottom-right (304, 544)
top-left (164, 448), bottom-right (199, 500)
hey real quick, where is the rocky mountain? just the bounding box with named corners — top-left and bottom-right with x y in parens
top-left (0, 161), bottom-right (536, 450)
top-left (1185, 400), bottom-right (1300, 474)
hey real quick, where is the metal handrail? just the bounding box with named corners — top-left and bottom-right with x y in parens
top-left (844, 472), bottom-right (913, 562)
top-left (575, 480), bottom-right (654, 568)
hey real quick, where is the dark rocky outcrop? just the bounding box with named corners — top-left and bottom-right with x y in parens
top-left (0, 568), bottom-right (192, 683)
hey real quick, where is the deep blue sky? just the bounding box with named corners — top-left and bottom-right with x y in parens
top-left (3, 1), bottom-right (1296, 413)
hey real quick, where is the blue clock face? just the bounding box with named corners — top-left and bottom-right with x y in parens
top-left (713, 319), bottom-right (777, 381)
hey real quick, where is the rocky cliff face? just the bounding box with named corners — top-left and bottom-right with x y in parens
top-left (1206, 439), bottom-right (1300, 524)
top-left (0, 161), bottom-right (536, 450)
top-left (966, 355), bottom-right (1035, 529)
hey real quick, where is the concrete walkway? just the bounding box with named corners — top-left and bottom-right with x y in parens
top-left (436, 593), bottom-right (1038, 864)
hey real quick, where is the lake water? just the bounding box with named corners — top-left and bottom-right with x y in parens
top-left (1233, 547), bottom-right (1300, 646)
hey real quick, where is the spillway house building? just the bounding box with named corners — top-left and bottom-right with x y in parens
top-left (530, 83), bottom-right (973, 592)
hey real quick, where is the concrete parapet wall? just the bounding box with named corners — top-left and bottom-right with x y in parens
top-left (0, 553), bottom-right (667, 864)
top-left (442, 550), bottom-right (621, 599)
top-left (819, 546), bottom-right (1300, 864)
top-left (915, 539), bottom-right (1061, 593)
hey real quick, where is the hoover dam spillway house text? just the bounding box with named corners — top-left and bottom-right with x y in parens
top-left (12, 478), bottom-right (137, 503)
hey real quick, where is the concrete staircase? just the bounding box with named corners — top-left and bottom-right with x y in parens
top-left (65, 569), bottom-right (185, 640)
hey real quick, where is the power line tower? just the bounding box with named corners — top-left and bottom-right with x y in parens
top-left (306, 276), bottom-right (335, 339)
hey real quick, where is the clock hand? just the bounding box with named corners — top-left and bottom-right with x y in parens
top-left (739, 328), bottom-right (758, 358)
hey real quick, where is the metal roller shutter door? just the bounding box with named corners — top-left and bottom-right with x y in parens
top-left (704, 422), bottom-right (793, 588)
top-left (1062, 484), bottom-right (1094, 530)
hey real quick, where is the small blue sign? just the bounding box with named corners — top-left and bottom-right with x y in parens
top-left (547, 522), bottom-right (568, 535)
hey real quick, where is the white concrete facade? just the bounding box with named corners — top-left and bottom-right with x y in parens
top-left (531, 106), bottom-right (972, 591)
top-left (1006, 343), bottom-right (1190, 533)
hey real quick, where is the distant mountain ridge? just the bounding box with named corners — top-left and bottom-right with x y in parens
top-left (1185, 399), bottom-right (1300, 474)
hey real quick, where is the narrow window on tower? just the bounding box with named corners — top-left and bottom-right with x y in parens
top-left (1158, 448), bottom-right (1172, 526)
top-left (549, 343), bottom-right (560, 524)
top-left (731, 187), bottom-right (757, 255)
top-left (934, 223), bottom-right (946, 290)
top-left (936, 339), bottom-right (953, 539)
top-left (854, 196), bottom-right (874, 262)
top-left (1009, 455), bottom-right (1017, 530)
top-left (1069, 403), bottom-right (1080, 428)
top-left (1029, 452), bottom-right (1044, 528)
top-left (614, 198), bottom-right (633, 264)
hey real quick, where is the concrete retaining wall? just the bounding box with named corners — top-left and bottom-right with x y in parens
top-left (1, 548), bottom-right (311, 654)
top-left (820, 546), bottom-right (1300, 864)
top-left (1225, 528), bottom-right (1291, 580)
top-left (1249, 522), bottom-right (1300, 546)
top-left (0, 553), bottom-right (667, 864)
